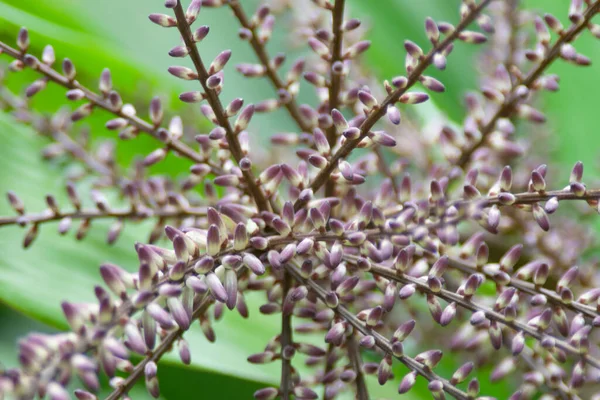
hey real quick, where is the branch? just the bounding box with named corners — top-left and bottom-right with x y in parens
top-left (0, 88), bottom-right (115, 179)
top-left (0, 205), bottom-right (207, 227)
top-left (346, 254), bottom-right (600, 369)
top-left (323, 0), bottom-right (347, 198)
top-left (172, 2), bottom-right (270, 212)
top-left (228, 1), bottom-right (312, 133)
top-left (346, 334), bottom-right (369, 400)
top-left (280, 271), bottom-right (293, 399)
top-left (294, 0), bottom-right (492, 211)
top-left (104, 295), bottom-right (215, 400)
top-left (443, 254), bottom-right (599, 320)
top-left (456, 0), bottom-right (600, 167)
top-left (285, 262), bottom-right (470, 400)
top-left (0, 41), bottom-right (224, 175)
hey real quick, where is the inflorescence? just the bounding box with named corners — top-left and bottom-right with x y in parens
top-left (1, 0), bottom-right (600, 399)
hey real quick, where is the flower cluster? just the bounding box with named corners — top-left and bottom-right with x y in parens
top-left (1, 0), bottom-right (600, 399)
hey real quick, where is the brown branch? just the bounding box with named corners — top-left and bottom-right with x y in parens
top-left (346, 334), bottom-right (369, 400)
top-left (228, 1), bottom-right (312, 134)
top-left (346, 254), bottom-right (600, 369)
top-left (280, 271), bottom-right (293, 399)
top-left (383, 187), bottom-right (600, 218)
top-left (443, 254), bottom-right (599, 320)
top-left (0, 42), bottom-right (224, 175)
top-left (294, 0), bottom-right (492, 211)
top-left (285, 261), bottom-right (470, 399)
top-left (324, 0), bottom-right (346, 198)
top-left (456, 0), bottom-right (600, 167)
top-left (104, 295), bottom-right (215, 400)
top-left (172, 3), bottom-right (270, 212)
top-left (0, 205), bottom-right (207, 227)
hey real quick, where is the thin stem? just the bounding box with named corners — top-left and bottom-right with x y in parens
top-left (0, 41), bottom-right (224, 175)
top-left (324, 0), bottom-right (346, 198)
top-left (504, 0), bottom-right (520, 71)
top-left (294, 0), bottom-right (492, 211)
top-left (327, 0), bottom-right (346, 147)
top-left (228, 1), bottom-right (312, 133)
top-left (346, 254), bottom-right (600, 369)
top-left (104, 295), bottom-right (215, 400)
top-left (321, 341), bottom-right (339, 398)
top-left (383, 187), bottom-right (600, 218)
top-left (172, 3), bottom-right (270, 212)
top-left (456, 0), bottom-right (600, 167)
top-left (280, 271), bottom-right (293, 399)
top-left (285, 262), bottom-right (470, 400)
top-left (346, 334), bottom-right (369, 400)
top-left (0, 205), bottom-right (207, 227)
top-left (443, 254), bottom-right (599, 320)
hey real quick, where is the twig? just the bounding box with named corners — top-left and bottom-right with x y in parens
top-left (104, 296), bottom-right (215, 400)
top-left (0, 41), bottom-right (224, 175)
top-left (280, 271), bottom-right (293, 399)
top-left (0, 206), bottom-right (207, 227)
top-left (285, 262), bottom-right (470, 400)
top-left (172, 2), bottom-right (270, 212)
top-left (344, 254), bottom-right (600, 369)
top-left (346, 334), bottom-right (369, 400)
top-left (228, 1), bottom-right (312, 134)
top-left (456, 0), bottom-right (600, 167)
top-left (324, 0), bottom-right (347, 198)
top-left (294, 0), bottom-right (492, 211)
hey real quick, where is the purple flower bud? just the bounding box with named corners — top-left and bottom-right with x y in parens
top-left (206, 272), bottom-right (227, 303)
top-left (17, 27), bottom-right (29, 51)
top-left (377, 355), bottom-right (392, 385)
top-left (358, 90), bottom-right (378, 110)
top-left (243, 253), bottom-right (265, 275)
top-left (168, 66), bottom-right (198, 80)
top-left (325, 322), bottom-right (346, 344)
top-left (149, 13), bottom-right (177, 27)
top-left (399, 92), bottom-right (429, 104)
top-left (193, 25), bottom-right (210, 42)
top-left (398, 371), bottom-right (417, 394)
top-left (185, 0), bottom-right (202, 23)
top-left (342, 127), bottom-right (361, 140)
top-left (425, 17), bottom-right (439, 43)
top-left (143, 148), bottom-right (167, 167)
top-left (458, 31), bottom-right (487, 44)
top-left (386, 105), bottom-right (401, 125)
top-left (99, 68), bottom-right (112, 94)
top-left (226, 97), bottom-right (244, 117)
top-left (415, 349), bottom-right (443, 369)
top-left (404, 40), bottom-right (423, 58)
top-left (420, 75), bottom-right (445, 92)
top-left (344, 40), bottom-right (370, 59)
top-left (234, 104), bottom-right (254, 132)
top-left (308, 37), bottom-right (329, 58)
top-left (532, 203), bottom-right (550, 231)
top-left (440, 302), bottom-right (457, 326)
top-left (253, 387), bottom-right (279, 400)
top-left (74, 390), bottom-right (97, 400)
top-left (209, 50), bottom-right (232, 74)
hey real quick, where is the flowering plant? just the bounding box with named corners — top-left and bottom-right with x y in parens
top-left (1, 0), bottom-right (600, 399)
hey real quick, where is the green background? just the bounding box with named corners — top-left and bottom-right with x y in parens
top-left (0, 0), bottom-right (599, 398)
